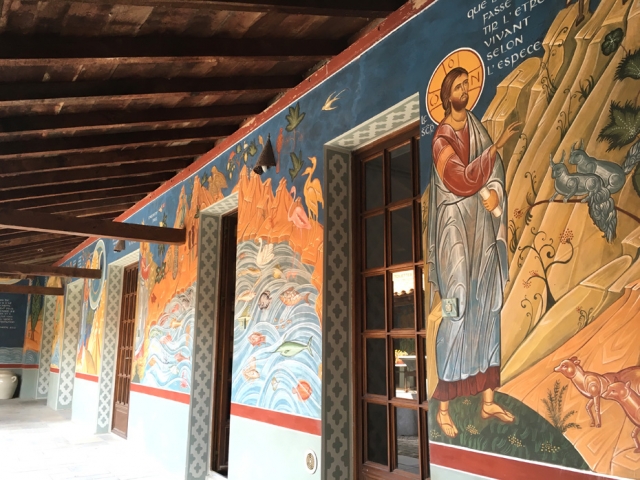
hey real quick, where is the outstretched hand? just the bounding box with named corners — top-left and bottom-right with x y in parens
top-left (495, 122), bottom-right (522, 149)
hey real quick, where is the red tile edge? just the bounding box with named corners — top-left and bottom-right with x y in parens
top-left (0, 363), bottom-right (39, 369)
top-left (129, 382), bottom-right (190, 404)
top-left (430, 443), bottom-right (613, 480)
top-left (75, 372), bottom-right (99, 382)
top-left (55, 0), bottom-right (436, 266)
top-left (230, 402), bottom-right (321, 436)
top-left (50, 366), bottom-right (60, 373)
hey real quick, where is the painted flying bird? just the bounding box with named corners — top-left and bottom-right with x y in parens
top-left (322, 89), bottom-right (345, 111)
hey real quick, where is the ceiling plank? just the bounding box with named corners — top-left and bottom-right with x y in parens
top-left (0, 233), bottom-right (69, 248)
top-left (0, 243), bottom-right (85, 263)
top-left (0, 126), bottom-right (234, 159)
top-left (0, 284), bottom-right (64, 296)
top-left (0, 172), bottom-right (174, 203)
top-left (0, 144), bottom-right (212, 177)
top-left (77, 0), bottom-right (401, 17)
top-left (0, 76), bottom-right (300, 103)
top-left (35, 195), bottom-right (146, 215)
top-left (0, 35), bottom-right (344, 64)
top-left (0, 208), bottom-right (186, 244)
top-left (0, 105), bottom-right (264, 138)
top-left (0, 237), bottom-right (87, 256)
top-left (0, 262), bottom-right (101, 279)
top-left (0, 158), bottom-right (193, 190)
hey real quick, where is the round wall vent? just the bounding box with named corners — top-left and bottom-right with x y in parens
top-left (305, 449), bottom-right (318, 474)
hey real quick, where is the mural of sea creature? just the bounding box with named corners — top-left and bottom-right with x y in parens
top-left (272, 338), bottom-right (313, 357)
top-left (279, 287), bottom-right (310, 306)
top-left (248, 332), bottom-right (266, 347)
top-left (273, 264), bottom-right (283, 279)
top-left (601, 380), bottom-right (640, 453)
top-left (256, 238), bottom-right (275, 266)
top-left (238, 290), bottom-right (257, 302)
top-left (271, 377), bottom-right (279, 391)
top-left (175, 352), bottom-right (189, 362)
top-left (242, 356), bottom-right (260, 382)
top-left (258, 291), bottom-right (272, 310)
top-left (238, 267), bottom-right (261, 277)
top-left (237, 304), bottom-right (251, 330)
top-left (160, 334), bottom-right (172, 345)
top-left (292, 380), bottom-right (312, 401)
top-left (322, 89), bottom-right (345, 111)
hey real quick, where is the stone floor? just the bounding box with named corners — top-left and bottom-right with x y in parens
top-left (0, 399), bottom-right (181, 480)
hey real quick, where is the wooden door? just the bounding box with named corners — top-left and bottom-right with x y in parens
top-left (211, 211), bottom-right (238, 476)
top-left (112, 263), bottom-right (139, 438)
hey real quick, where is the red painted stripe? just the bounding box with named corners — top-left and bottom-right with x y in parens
top-left (50, 366), bottom-right (60, 373)
top-left (0, 363), bottom-right (39, 369)
top-left (130, 382), bottom-right (190, 404)
top-left (55, 0), bottom-right (436, 266)
top-left (430, 443), bottom-right (613, 480)
top-left (75, 372), bottom-right (99, 382)
top-left (230, 402), bottom-right (321, 436)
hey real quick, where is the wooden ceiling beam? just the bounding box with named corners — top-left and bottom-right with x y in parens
top-left (0, 284), bottom-right (64, 296)
top-left (0, 158), bottom-right (193, 190)
top-left (0, 144), bottom-right (212, 177)
top-left (0, 75), bottom-right (299, 103)
top-left (20, 254), bottom-right (74, 265)
top-left (35, 195), bottom-right (147, 216)
top-left (0, 35), bottom-right (344, 64)
top-left (0, 243), bottom-right (85, 264)
top-left (0, 262), bottom-right (101, 279)
top-left (0, 126), bottom-right (234, 159)
top-left (0, 208), bottom-right (186, 244)
top-left (0, 233), bottom-right (69, 248)
top-left (0, 237), bottom-right (87, 256)
top-left (79, 0), bottom-right (401, 17)
top-left (0, 172), bottom-right (174, 203)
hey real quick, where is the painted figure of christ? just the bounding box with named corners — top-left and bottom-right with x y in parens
top-left (427, 67), bottom-right (520, 437)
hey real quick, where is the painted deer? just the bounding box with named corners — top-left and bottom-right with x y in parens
top-left (554, 357), bottom-right (640, 428)
top-left (602, 381), bottom-right (640, 453)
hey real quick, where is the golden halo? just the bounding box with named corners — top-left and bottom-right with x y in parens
top-left (426, 48), bottom-right (485, 125)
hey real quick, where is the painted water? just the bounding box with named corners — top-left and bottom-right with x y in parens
top-left (0, 347), bottom-right (24, 364)
top-left (231, 240), bottom-right (322, 420)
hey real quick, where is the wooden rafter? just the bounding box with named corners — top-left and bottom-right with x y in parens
top-left (0, 186), bottom-right (156, 210)
top-left (0, 208), bottom-right (186, 244)
top-left (0, 284), bottom-right (64, 296)
top-left (0, 262), bottom-right (101, 279)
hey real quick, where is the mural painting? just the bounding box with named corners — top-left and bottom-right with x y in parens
top-left (22, 278), bottom-right (48, 365)
top-left (424, 0), bottom-right (640, 477)
top-left (76, 240), bottom-right (107, 376)
top-left (50, 278), bottom-right (64, 369)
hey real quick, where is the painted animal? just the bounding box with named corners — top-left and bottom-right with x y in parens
top-left (279, 287), bottom-right (310, 306)
top-left (302, 156), bottom-right (324, 222)
top-left (257, 291), bottom-right (272, 310)
top-left (568, 140), bottom-right (627, 194)
top-left (272, 337), bottom-right (313, 357)
top-left (602, 381), bottom-right (640, 453)
top-left (554, 357), bottom-right (640, 428)
top-left (288, 187), bottom-right (311, 230)
top-left (549, 152), bottom-right (617, 242)
top-left (256, 238), bottom-right (275, 267)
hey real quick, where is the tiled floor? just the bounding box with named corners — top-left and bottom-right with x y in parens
top-left (0, 399), bottom-right (182, 480)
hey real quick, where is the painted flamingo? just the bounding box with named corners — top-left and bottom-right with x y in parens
top-left (288, 187), bottom-right (311, 265)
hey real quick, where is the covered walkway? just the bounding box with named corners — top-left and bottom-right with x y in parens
top-left (0, 399), bottom-right (179, 480)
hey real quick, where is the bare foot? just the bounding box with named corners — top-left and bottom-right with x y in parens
top-left (437, 409), bottom-right (459, 438)
top-left (481, 402), bottom-right (515, 423)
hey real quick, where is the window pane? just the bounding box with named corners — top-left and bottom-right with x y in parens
top-left (390, 144), bottom-right (412, 203)
top-left (391, 206), bottom-right (413, 265)
top-left (395, 407), bottom-right (419, 475)
top-left (393, 338), bottom-right (417, 399)
top-left (366, 214), bottom-right (384, 269)
top-left (392, 269), bottom-right (415, 329)
top-left (366, 275), bottom-right (385, 330)
top-left (367, 403), bottom-right (388, 466)
top-left (366, 338), bottom-right (386, 396)
top-left (365, 156), bottom-right (384, 211)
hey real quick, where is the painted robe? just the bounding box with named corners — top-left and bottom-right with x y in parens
top-left (427, 111), bottom-right (508, 401)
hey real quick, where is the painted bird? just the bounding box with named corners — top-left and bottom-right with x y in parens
top-left (322, 89), bottom-right (345, 111)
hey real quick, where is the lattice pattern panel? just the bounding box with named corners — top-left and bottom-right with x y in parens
top-left (36, 295), bottom-right (57, 398)
top-left (97, 265), bottom-right (124, 432)
top-left (326, 94), bottom-right (419, 149)
top-left (58, 281), bottom-right (82, 407)
top-left (322, 148), bottom-right (352, 480)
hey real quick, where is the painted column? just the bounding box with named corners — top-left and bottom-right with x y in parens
top-left (34, 295), bottom-right (56, 399)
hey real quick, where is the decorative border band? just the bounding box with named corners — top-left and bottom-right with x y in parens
top-left (130, 382), bottom-right (190, 404)
top-left (75, 372), bottom-right (99, 382)
top-left (230, 403), bottom-right (321, 436)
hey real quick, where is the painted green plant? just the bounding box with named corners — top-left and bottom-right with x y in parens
top-left (428, 392), bottom-right (588, 469)
top-left (289, 150), bottom-right (303, 181)
top-left (597, 101), bottom-right (640, 150)
top-left (577, 75), bottom-right (596, 102)
top-left (285, 102), bottom-right (305, 132)
top-left (542, 381), bottom-right (581, 433)
top-left (615, 49), bottom-right (640, 81)
top-left (601, 28), bottom-right (624, 56)
top-left (28, 278), bottom-right (44, 341)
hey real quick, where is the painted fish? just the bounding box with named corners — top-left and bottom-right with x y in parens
top-left (237, 290), bottom-right (256, 302)
top-left (242, 356), bottom-right (260, 382)
top-left (279, 287), bottom-right (310, 307)
top-left (180, 378), bottom-right (188, 388)
top-left (248, 332), bottom-right (266, 347)
top-left (160, 334), bottom-right (172, 345)
top-left (175, 352), bottom-right (189, 362)
top-left (292, 380), bottom-right (312, 401)
top-left (238, 267), bottom-right (261, 277)
top-left (258, 291), bottom-right (272, 310)
top-left (273, 265), bottom-right (283, 279)
top-left (271, 377), bottom-right (279, 391)
top-left (272, 338), bottom-right (313, 357)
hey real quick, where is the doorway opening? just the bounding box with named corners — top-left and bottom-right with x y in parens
top-left (211, 210), bottom-right (238, 476)
top-left (112, 262), bottom-right (139, 438)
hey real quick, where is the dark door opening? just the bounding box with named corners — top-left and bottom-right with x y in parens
top-left (211, 211), bottom-right (238, 476)
top-left (112, 263), bottom-right (139, 438)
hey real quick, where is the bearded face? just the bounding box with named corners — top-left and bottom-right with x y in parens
top-left (451, 93), bottom-right (469, 112)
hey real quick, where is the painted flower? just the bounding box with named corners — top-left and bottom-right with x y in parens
top-left (529, 270), bottom-right (540, 277)
top-left (576, 306), bottom-right (582, 313)
top-left (522, 279), bottom-right (531, 289)
top-left (560, 229), bottom-right (574, 244)
top-left (513, 208), bottom-right (524, 219)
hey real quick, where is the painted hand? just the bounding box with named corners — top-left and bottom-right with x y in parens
top-left (495, 121), bottom-right (522, 150)
top-left (482, 189), bottom-right (499, 212)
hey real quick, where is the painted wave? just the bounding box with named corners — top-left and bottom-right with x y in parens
top-left (23, 350), bottom-right (39, 365)
top-left (0, 347), bottom-right (24, 364)
top-left (140, 284), bottom-right (195, 393)
top-left (231, 240), bottom-right (322, 420)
